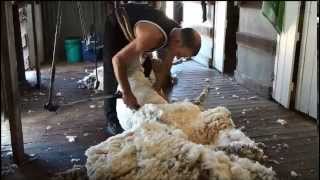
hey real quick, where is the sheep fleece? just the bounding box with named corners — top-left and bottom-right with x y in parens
top-left (85, 121), bottom-right (275, 180)
top-left (85, 55), bottom-right (276, 180)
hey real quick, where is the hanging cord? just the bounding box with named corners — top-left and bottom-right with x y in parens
top-left (78, 1), bottom-right (99, 89)
top-left (114, 1), bottom-right (134, 41)
top-left (121, 7), bottom-right (134, 40)
top-left (77, 1), bottom-right (87, 41)
top-left (44, 1), bottom-right (62, 111)
top-left (93, 2), bottom-right (100, 89)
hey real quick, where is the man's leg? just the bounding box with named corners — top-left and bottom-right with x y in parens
top-left (103, 15), bottom-right (126, 135)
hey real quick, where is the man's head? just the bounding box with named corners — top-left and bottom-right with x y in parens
top-left (169, 28), bottom-right (201, 59)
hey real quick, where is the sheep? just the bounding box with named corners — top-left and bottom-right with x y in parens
top-left (85, 121), bottom-right (276, 180)
top-left (126, 102), bottom-right (235, 145)
top-left (64, 54), bottom-right (276, 180)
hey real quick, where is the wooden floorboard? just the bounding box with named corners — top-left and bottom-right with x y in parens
top-left (170, 61), bottom-right (319, 179)
top-left (1, 60), bottom-right (318, 179)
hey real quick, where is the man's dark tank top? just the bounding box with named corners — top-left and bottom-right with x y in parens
top-left (123, 3), bottom-right (180, 51)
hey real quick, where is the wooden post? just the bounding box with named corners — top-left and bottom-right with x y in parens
top-left (159, 1), bottom-right (166, 13)
top-left (25, 4), bottom-right (36, 68)
top-left (31, 2), bottom-right (41, 88)
top-left (26, 3), bottom-right (41, 88)
top-left (209, 2), bottom-right (215, 69)
top-left (173, 1), bottom-right (183, 24)
top-left (34, 2), bottom-right (45, 65)
top-left (12, 3), bottom-right (27, 83)
top-left (1, 1), bottom-right (25, 165)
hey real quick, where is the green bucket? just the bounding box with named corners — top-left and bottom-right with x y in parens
top-left (64, 37), bottom-right (81, 63)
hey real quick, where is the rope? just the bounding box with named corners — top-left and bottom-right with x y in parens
top-left (114, 1), bottom-right (134, 42)
top-left (120, 7), bottom-right (135, 40)
top-left (51, 1), bottom-right (62, 71)
top-left (77, 1), bottom-right (87, 40)
top-left (47, 1), bottom-right (62, 102)
top-left (93, 2), bottom-right (100, 89)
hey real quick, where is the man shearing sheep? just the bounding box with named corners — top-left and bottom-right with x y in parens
top-left (104, 2), bottom-right (201, 135)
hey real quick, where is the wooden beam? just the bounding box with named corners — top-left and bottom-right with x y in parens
top-left (25, 5), bottom-right (37, 70)
top-left (32, 2), bottom-right (41, 88)
top-left (189, 25), bottom-right (213, 38)
top-left (1, 62), bottom-right (8, 121)
top-left (236, 32), bottom-right (276, 55)
top-left (173, 1), bottom-right (183, 24)
top-left (238, 1), bottom-right (262, 9)
top-left (1, 1), bottom-right (25, 165)
top-left (12, 3), bottom-right (27, 83)
top-left (16, 1), bottom-right (30, 8)
top-left (34, 2), bottom-right (44, 64)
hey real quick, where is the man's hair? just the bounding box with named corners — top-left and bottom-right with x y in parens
top-left (180, 28), bottom-right (201, 56)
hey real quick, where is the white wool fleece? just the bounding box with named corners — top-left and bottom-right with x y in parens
top-left (85, 121), bottom-right (276, 180)
top-left (84, 54), bottom-right (276, 180)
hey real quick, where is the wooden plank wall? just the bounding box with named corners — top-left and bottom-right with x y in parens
top-left (213, 1), bottom-right (227, 72)
top-left (295, 1), bottom-right (318, 119)
top-left (272, 2), bottom-right (301, 108)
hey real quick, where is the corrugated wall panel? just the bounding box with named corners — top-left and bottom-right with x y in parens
top-left (42, 1), bottom-right (108, 61)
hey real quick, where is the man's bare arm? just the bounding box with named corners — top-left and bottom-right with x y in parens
top-left (112, 23), bottom-right (163, 109)
top-left (112, 40), bottom-right (140, 96)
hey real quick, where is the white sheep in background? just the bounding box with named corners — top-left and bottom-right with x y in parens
top-left (77, 66), bottom-right (104, 91)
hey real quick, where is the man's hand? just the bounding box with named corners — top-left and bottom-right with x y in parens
top-left (122, 91), bottom-right (140, 110)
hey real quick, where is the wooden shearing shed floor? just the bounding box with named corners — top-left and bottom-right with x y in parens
top-left (1, 60), bottom-right (319, 180)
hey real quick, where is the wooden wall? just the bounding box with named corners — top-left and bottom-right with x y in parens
top-left (295, 1), bottom-right (318, 119)
top-left (41, 1), bottom-right (108, 62)
top-left (234, 2), bottom-right (277, 98)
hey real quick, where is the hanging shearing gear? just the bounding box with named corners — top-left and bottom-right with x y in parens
top-left (45, 1), bottom-right (101, 112)
top-left (78, 1), bottom-right (100, 89)
top-left (77, 1), bottom-right (87, 41)
top-left (92, 2), bottom-right (100, 89)
top-left (44, 1), bottom-right (62, 112)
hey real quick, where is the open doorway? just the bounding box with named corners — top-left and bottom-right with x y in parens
top-left (17, 3), bottom-right (38, 85)
top-left (165, 1), bottom-right (174, 20)
top-left (223, 2), bottom-right (239, 75)
top-left (18, 6), bottom-right (30, 71)
top-left (165, 1), bottom-right (214, 68)
top-left (15, 2), bottom-right (44, 88)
